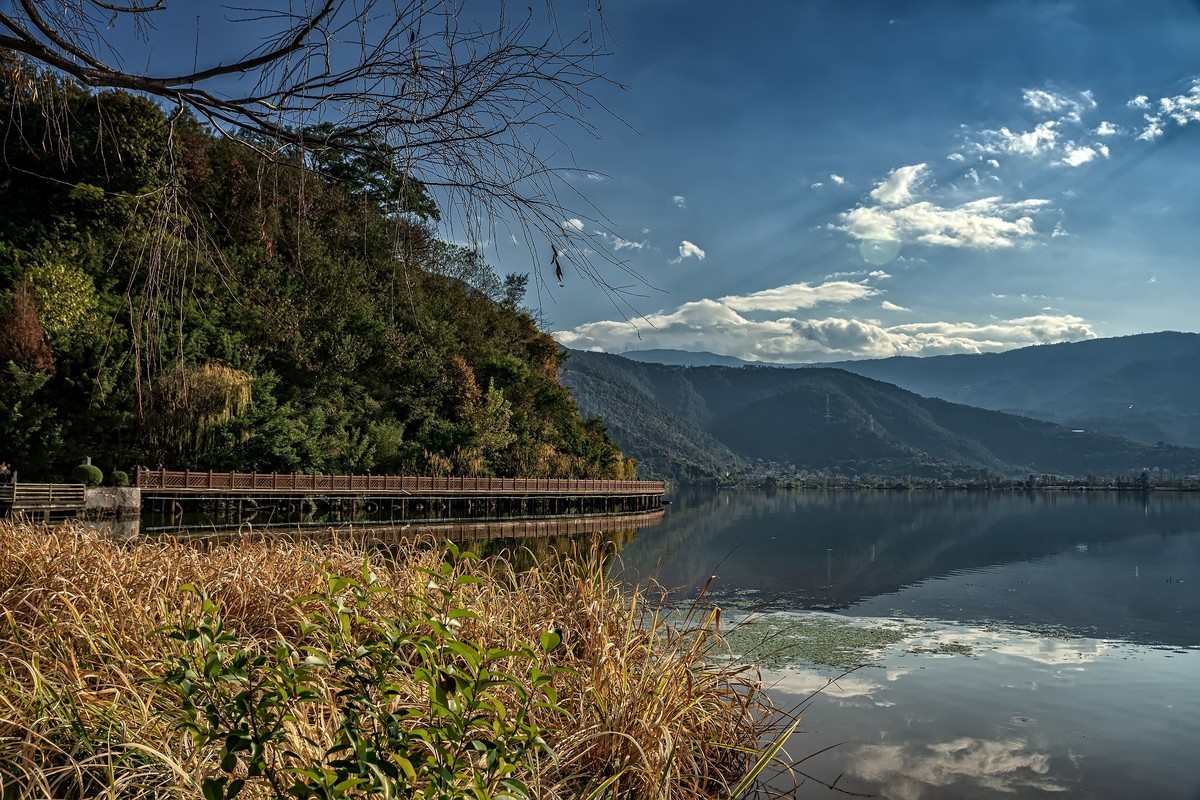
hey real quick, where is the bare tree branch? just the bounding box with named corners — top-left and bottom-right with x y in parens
top-left (1, 0), bottom-right (641, 300)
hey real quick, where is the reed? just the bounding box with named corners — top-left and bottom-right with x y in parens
top-left (0, 521), bottom-right (789, 799)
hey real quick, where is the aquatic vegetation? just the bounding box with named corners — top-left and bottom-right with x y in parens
top-left (905, 642), bottom-right (977, 658)
top-left (723, 613), bottom-right (928, 670)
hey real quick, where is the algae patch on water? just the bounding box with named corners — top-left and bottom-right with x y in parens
top-left (906, 641), bottom-right (976, 657)
top-left (724, 613), bottom-right (926, 670)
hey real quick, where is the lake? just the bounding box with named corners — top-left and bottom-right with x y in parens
top-left (613, 489), bottom-right (1200, 799)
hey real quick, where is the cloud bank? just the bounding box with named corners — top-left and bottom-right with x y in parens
top-left (554, 282), bottom-right (1095, 362)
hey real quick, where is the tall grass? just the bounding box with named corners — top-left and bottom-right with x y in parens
top-left (0, 521), bottom-right (789, 798)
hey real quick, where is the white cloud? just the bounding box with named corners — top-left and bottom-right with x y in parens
top-left (1061, 144), bottom-right (1105, 167)
top-left (881, 300), bottom-right (910, 312)
top-left (1132, 80), bottom-right (1200, 141)
top-left (1137, 116), bottom-right (1164, 141)
top-left (1128, 95), bottom-right (1150, 109)
top-left (824, 269), bottom-right (892, 282)
top-left (672, 195), bottom-right (687, 208)
top-left (990, 292), bottom-right (1052, 303)
top-left (562, 218), bottom-right (584, 231)
top-left (671, 240), bottom-right (705, 263)
top-left (718, 280), bottom-right (879, 312)
top-left (838, 195), bottom-right (1049, 249)
top-left (830, 173), bottom-right (846, 184)
top-left (982, 120), bottom-right (1060, 156)
top-left (986, 158), bottom-right (1000, 168)
top-left (947, 152), bottom-right (966, 162)
top-left (870, 163), bottom-right (928, 206)
top-left (554, 300), bottom-right (1096, 363)
top-left (585, 173), bottom-right (604, 181)
top-left (810, 181), bottom-right (824, 189)
top-left (594, 231), bottom-right (647, 252)
top-left (1023, 87), bottom-right (1095, 122)
top-left (969, 89), bottom-right (1109, 166)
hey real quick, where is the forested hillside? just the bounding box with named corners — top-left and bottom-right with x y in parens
top-left (0, 73), bottom-right (630, 481)
top-left (562, 350), bottom-right (1200, 481)
top-left (560, 352), bottom-right (745, 481)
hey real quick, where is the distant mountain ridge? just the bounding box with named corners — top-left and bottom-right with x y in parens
top-left (560, 348), bottom-right (1200, 481)
top-left (617, 349), bottom-right (755, 368)
top-left (817, 332), bottom-right (1200, 447)
top-left (615, 333), bottom-right (1200, 448)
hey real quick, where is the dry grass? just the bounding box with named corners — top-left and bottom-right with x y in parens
top-left (0, 520), bottom-right (787, 799)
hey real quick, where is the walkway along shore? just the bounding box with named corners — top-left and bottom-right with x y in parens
top-left (2, 469), bottom-right (667, 522)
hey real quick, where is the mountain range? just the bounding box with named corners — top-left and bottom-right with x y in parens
top-left (559, 342), bottom-right (1200, 481)
top-left (616, 332), bottom-right (1200, 448)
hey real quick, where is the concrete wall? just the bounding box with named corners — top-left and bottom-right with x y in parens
top-left (85, 487), bottom-right (142, 515)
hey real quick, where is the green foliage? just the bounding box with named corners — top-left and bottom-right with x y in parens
top-left (0, 81), bottom-right (626, 480)
top-left (22, 251), bottom-right (99, 344)
top-left (156, 550), bottom-right (566, 799)
top-left (70, 463), bottom-right (103, 486)
top-left (108, 469), bottom-right (130, 487)
top-left (0, 362), bottom-right (63, 476)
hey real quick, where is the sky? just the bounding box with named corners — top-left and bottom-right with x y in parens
top-left (487, 0), bottom-right (1200, 363)
top-left (9, 0), bottom-right (1200, 363)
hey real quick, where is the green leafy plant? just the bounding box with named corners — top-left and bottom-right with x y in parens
top-left (156, 543), bottom-right (568, 799)
top-left (69, 463), bottom-right (103, 486)
top-left (108, 469), bottom-right (130, 486)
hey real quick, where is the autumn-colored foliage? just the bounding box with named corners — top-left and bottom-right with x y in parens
top-left (0, 278), bottom-right (55, 374)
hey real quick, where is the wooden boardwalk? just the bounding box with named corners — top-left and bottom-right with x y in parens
top-left (0, 483), bottom-right (86, 521)
top-left (136, 468), bottom-right (665, 498)
top-left (144, 508), bottom-right (666, 543)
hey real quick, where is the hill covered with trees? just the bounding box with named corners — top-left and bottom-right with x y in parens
top-left (0, 71), bottom-right (631, 481)
top-left (561, 350), bottom-right (1200, 481)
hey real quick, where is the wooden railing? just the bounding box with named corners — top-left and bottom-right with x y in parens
top-left (135, 468), bottom-right (665, 496)
top-left (0, 483), bottom-right (87, 511)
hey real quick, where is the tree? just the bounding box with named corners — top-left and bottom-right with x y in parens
top-left (0, 1), bottom-right (626, 291)
top-left (0, 277), bottom-right (55, 374)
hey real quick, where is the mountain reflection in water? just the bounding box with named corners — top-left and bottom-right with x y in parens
top-left (613, 489), bottom-right (1200, 799)
top-left (615, 488), bottom-right (1200, 647)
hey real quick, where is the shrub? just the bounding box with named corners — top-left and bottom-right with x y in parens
top-left (69, 463), bottom-right (103, 486)
top-left (0, 524), bottom-right (791, 799)
top-left (108, 469), bottom-right (130, 487)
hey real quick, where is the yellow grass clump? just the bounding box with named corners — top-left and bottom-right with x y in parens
top-left (0, 520), bottom-right (789, 799)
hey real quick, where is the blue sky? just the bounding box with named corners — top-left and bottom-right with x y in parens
top-left (10, 0), bottom-right (1200, 362)
top-left (500, 0), bottom-right (1200, 362)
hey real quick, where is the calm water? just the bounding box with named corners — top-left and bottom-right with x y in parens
top-left (615, 489), bottom-right (1200, 799)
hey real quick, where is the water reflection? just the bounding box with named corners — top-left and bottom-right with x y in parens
top-left (615, 488), bottom-right (1200, 646)
top-left (749, 614), bottom-right (1200, 799)
top-left (87, 511), bottom-right (662, 575)
top-left (850, 737), bottom-right (1064, 798)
